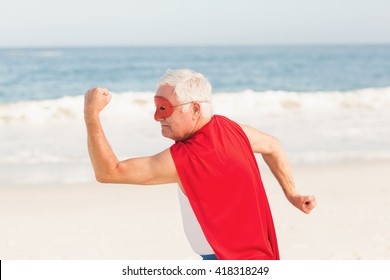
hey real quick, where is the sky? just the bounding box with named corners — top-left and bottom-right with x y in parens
top-left (0, 0), bottom-right (389, 47)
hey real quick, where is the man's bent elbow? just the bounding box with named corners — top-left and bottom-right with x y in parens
top-left (94, 171), bottom-right (119, 184)
top-left (95, 174), bottom-right (111, 184)
top-left (260, 136), bottom-right (281, 155)
top-left (94, 163), bottom-right (121, 184)
top-left (271, 136), bottom-right (282, 151)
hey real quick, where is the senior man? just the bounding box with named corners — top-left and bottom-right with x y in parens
top-left (84, 69), bottom-right (316, 260)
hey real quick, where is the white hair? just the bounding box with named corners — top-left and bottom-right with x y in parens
top-left (157, 69), bottom-right (213, 118)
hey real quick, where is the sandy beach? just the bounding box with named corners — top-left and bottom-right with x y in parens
top-left (1, 159), bottom-right (389, 260)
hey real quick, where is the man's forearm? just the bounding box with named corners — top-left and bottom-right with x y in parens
top-left (85, 115), bottom-right (119, 182)
top-left (262, 146), bottom-right (298, 200)
top-left (263, 143), bottom-right (317, 214)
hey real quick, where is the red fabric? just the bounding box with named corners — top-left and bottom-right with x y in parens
top-left (170, 115), bottom-right (280, 260)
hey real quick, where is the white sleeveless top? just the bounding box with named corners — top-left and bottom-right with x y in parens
top-left (177, 187), bottom-right (214, 255)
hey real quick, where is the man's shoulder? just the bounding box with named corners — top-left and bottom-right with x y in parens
top-left (212, 114), bottom-right (237, 125)
top-left (213, 114), bottom-right (243, 130)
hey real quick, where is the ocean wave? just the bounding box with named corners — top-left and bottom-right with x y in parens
top-left (213, 87), bottom-right (390, 114)
top-left (0, 87), bottom-right (389, 125)
top-left (1, 87), bottom-right (389, 170)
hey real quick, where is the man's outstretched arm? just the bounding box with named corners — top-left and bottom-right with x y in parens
top-left (240, 124), bottom-right (317, 214)
top-left (84, 88), bottom-right (178, 185)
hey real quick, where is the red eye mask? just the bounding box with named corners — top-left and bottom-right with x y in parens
top-left (154, 96), bottom-right (176, 120)
top-left (154, 96), bottom-right (208, 121)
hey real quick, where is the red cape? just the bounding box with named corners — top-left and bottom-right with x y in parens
top-left (170, 115), bottom-right (279, 260)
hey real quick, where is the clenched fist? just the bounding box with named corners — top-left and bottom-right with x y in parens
top-left (288, 195), bottom-right (317, 214)
top-left (84, 88), bottom-right (112, 118)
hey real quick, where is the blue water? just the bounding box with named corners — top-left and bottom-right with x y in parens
top-left (0, 45), bottom-right (390, 103)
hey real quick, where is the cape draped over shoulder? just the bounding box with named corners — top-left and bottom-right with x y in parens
top-left (170, 115), bottom-right (279, 260)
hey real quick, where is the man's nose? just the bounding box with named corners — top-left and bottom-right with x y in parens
top-left (154, 111), bottom-right (164, 121)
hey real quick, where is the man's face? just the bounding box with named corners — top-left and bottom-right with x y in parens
top-left (154, 85), bottom-right (196, 141)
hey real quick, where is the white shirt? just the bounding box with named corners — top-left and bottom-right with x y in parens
top-left (177, 187), bottom-right (214, 255)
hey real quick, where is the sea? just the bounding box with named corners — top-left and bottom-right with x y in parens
top-left (0, 45), bottom-right (390, 184)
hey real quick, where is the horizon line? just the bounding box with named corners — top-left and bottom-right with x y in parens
top-left (1, 42), bottom-right (390, 49)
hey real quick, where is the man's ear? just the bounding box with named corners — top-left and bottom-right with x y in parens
top-left (192, 102), bottom-right (201, 118)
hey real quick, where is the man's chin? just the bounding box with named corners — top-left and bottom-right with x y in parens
top-left (161, 129), bottom-right (173, 140)
top-left (162, 130), bottom-right (182, 141)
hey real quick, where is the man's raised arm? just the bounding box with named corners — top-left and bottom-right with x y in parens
top-left (84, 88), bottom-right (178, 185)
top-left (240, 124), bottom-right (317, 214)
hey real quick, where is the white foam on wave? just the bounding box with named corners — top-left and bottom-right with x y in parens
top-left (0, 86), bottom-right (389, 182)
top-left (0, 92), bottom-right (156, 125)
top-left (1, 87), bottom-right (389, 125)
top-left (0, 97), bottom-right (80, 124)
top-left (213, 87), bottom-right (390, 116)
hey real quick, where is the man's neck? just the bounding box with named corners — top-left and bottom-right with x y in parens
top-left (183, 115), bottom-right (213, 141)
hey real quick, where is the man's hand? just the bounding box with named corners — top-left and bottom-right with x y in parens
top-left (288, 195), bottom-right (317, 214)
top-left (84, 88), bottom-right (112, 118)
